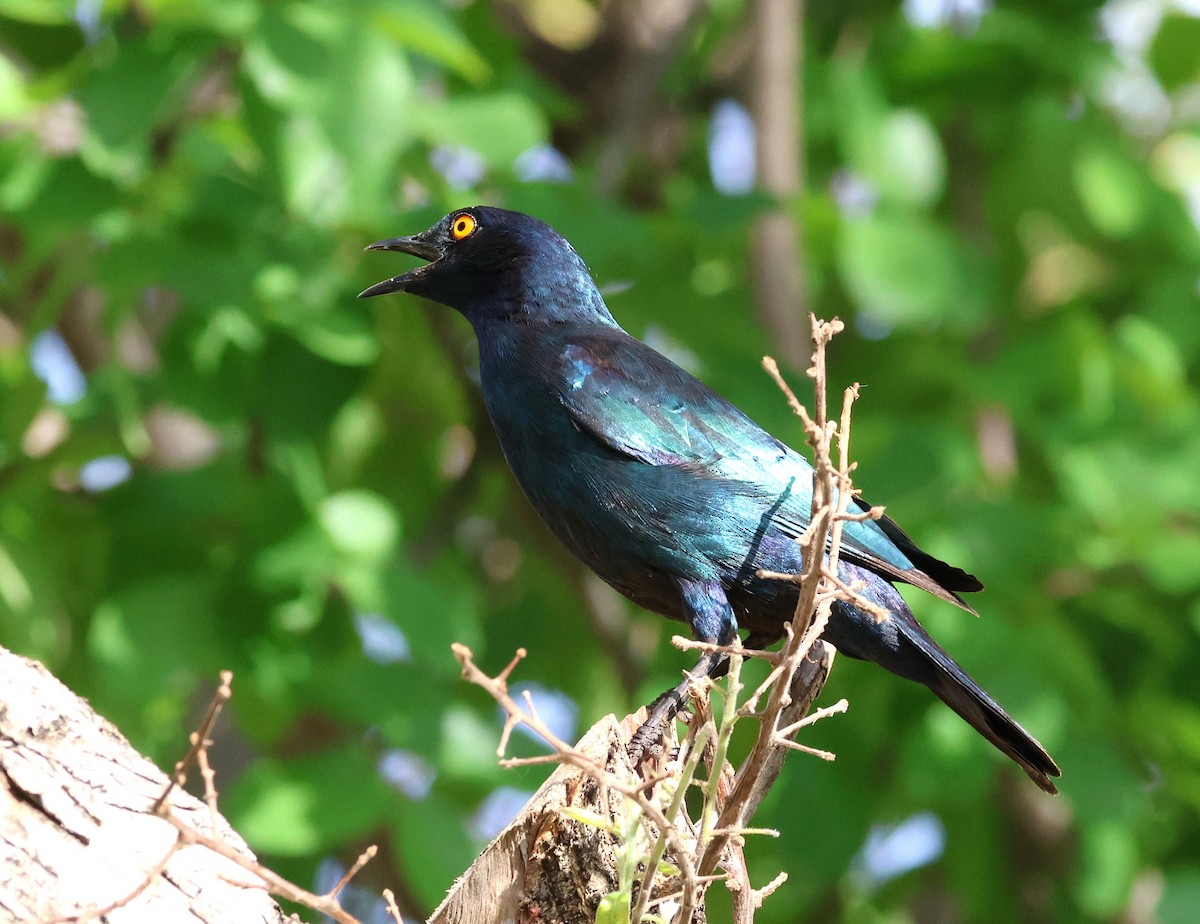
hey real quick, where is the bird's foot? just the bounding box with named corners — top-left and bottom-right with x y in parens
top-left (629, 648), bottom-right (727, 764)
top-left (628, 687), bottom-right (685, 764)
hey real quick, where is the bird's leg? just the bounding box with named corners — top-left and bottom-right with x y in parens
top-left (629, 578), bottom-right (737, 761)
top-left (629, 650), bottom-right (724, 760)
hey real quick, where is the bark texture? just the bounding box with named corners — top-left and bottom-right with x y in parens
top-left (0, 646), bottom-right (287, 924)
top-left (429, 712), bottom-right (705, 924)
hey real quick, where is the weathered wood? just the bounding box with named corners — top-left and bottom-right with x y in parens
top-left (0, 646), bottom-right (287, 924)
top-left (428, 711), bottom-right (705, 924)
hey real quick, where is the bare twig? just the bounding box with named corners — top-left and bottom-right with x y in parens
top-left (157, 812), bottom-right (370, 924)
top-left (697, 317), bottom-right (851, 883)
top-left (327, 846), bottom-right (379, 900)
top-left (196, 737), bottom-right (220, 834)
top-left (673, 635), bottom-right (784, 664)
top-left (725, 838), bottom-right (755, 924)
top-left (383, 889), bottom-right (404, 924)
top-left (774, 698), bottom-right (849, 739)
top-left (630, 720), bottom-right (712, 924)
top-left (152, 669), bottom-right (232, 813)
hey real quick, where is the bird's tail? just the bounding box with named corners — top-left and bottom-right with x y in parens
top-left (917, 629), bottom-right (1061, 794)
top-left (826, 568), bottom-right (1061, 794)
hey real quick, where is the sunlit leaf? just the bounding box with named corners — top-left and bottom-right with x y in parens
top-left (225, 748), bottom-right (393, 855)
top-left (837, 213), bottom-right (981, 327)
top-left (413, 92), bottom-right (548, 168)
top-left (373, 3), bottom-right (490, 84)
top-left (1074, 144), bottom-right (1147, 238)
top-left (319, 490), bottom-right (400, 560)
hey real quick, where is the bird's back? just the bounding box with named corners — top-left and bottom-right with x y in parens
top-left (473, 318), bottom-right (958, 629)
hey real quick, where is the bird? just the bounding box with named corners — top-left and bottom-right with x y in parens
top-left (360, 206), bottom-right (1061, 794)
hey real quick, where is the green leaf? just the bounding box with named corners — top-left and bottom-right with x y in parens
top-left (560, 806), bottom-right (616, 832)
top-left (391, 796), bottom-right (477, 908)
top-left (413, 92), bottom-right (548, 168)
top-left (255, 524), bottom-right (334, 591)
top-left (0, 0), bottom-right (75, 23)
top-left (1149, 14), bottom-right (1200, 92)
top-left (1074, 144), bottom-right (1147, 238)
top-left (21, 157), bottom-right (119, 223)
top-left (319, 490), bottom-right (400, 560)
top-left (77, 35), bottom-right (190, 154)
top-left (595, 890), bottom-right (631, 924)
top-left (1159, 869), bottom-right (1200, 924)
top-left (0, 51), bottom-right (32, 119)
top-left (142, 0), bottom-right (260, 35)
top-left (1117, 314), bottom-right (1186, 394)
top-left (290, 311), bottom-right (381, 366)
top-left (873, 109), bottom-right (946, 207)
top-left (902, 704), bottom-right (991, 800)
top-left (242, 3), bottom-right (332, 108)
top-left (373, 2), bottom-right (490, 84)
top-left (838, 213), bottom-right (981, 327)
top-left (384, 561), bottom-right (481, 670)
top-left (309, 657), bottom-right (444, 742)
top-left (316, 22), bottom-right (414, 221)
top-left (438, 705), bottom-right (508, 784)
top-left (259, 333), bottom-right (366, 437)
top-left (87, 575), bottom-right (224, 694)
top-left (0, 542), bottom-right (33, 615)
top-left (225, 747), bottom-right (393, 855)
top-left (1074, 820), bottom-right (1137, 916)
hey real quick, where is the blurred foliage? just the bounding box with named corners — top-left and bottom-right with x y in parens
top-left (2, 0), bottom-right (1200, 921)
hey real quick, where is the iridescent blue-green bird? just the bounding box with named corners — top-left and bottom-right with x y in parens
top-left (361, 206), bottom-right (1060, 793)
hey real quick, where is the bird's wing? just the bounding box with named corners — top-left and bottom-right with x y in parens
top-left (558, 339), bottom-right (788, 468)
top-left (554, 335), bottom-right (976, 609)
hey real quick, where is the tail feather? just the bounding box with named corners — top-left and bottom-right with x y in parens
top-left (826, 567), bottom-right (1061, 794)
top-left (927, 659), bottom-right (1061, 794)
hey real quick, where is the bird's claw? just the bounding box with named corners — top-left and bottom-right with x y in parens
top-left (628, 687), bottom-right (686, 765)
top-left (627, 723), bottom-right (665, 763)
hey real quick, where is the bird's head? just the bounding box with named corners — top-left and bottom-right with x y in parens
top-left (359, 206), bottom-right (616, 328)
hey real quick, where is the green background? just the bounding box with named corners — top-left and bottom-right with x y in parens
top-left (2, 1), bottom-right (1199, 921)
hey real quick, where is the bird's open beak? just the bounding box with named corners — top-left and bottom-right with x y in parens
top-left (358, 236), bottom-right (445, 298)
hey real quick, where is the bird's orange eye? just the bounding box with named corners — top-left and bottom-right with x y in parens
top-left (451, 214), bottom-right (476, 240)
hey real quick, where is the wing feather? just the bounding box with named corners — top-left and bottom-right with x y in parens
top-left (556, 332), bottom-right (979, 611)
